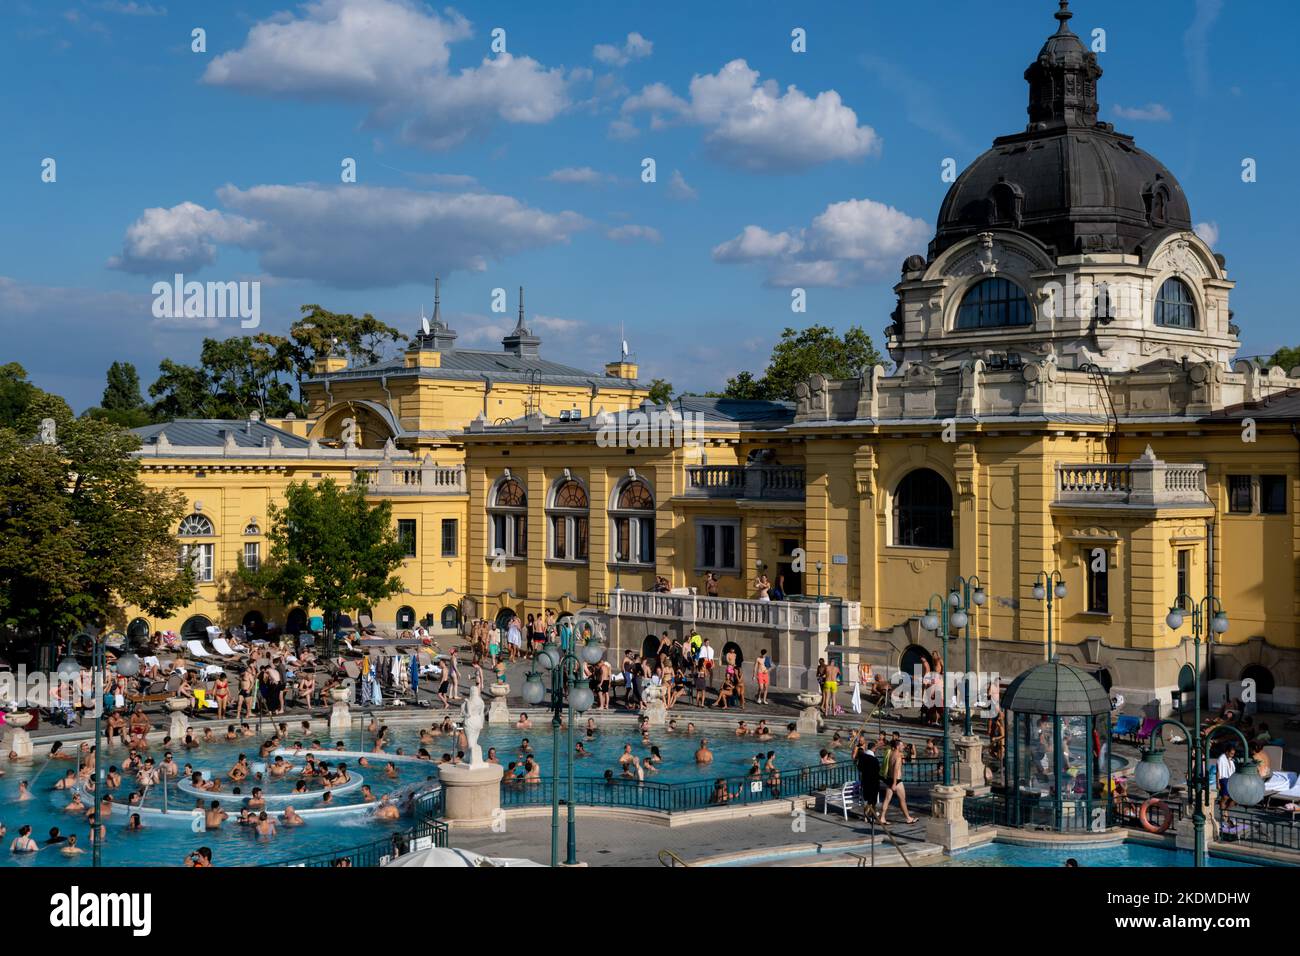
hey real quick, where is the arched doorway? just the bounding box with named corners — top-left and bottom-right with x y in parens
top-left (494, 607), bottom-right (517, 630)
top-left (722, 641), bottom-right (744, 668)
top-left (180, 615), bottom-right (212, 640)
top-left (1093, 667), bottom-right (1113, 693)
top-left (1241, 664), bottom-right (1275, 695)
top-left (440, 605), bottom-right (460, 630)
top-left (899, 643), bottom-right (932, 679)
top-left (242, 610), bottom-right (266, 637)
top-left (127, 618), bottom-right (151, 645)
top-left (641, 635), bottom-right (660, 660)
top-left (397, 606), bottom-right (417, 630)
top-left (285, 608), bottom-right (308, 635)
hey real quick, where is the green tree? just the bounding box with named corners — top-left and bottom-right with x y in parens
top-left (1269, 345), bottom-right (1300, 372)
top-left (199, 336), bottom-right (299, 418)
top-left (647, 378), bottom-right (674, 404)
top-left (0, 363), bottom-right (71, 430)
top-left (148, 358), bottom-right (215, 421)
top-left (239, 478), bottom-right (407, 638)
top-left (718, 325), bottom-right (885, 402)
top-left (86, 361), bottom-right (152, 428)
top-left (0, 404), bottom-right (195, 647)
top-left (102, 362), bottom-right (145, 413)
top-left (283, 305), bottom-right (406, 391)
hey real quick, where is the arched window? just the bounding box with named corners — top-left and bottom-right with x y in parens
top-left (548, 478), bottom-right (589, 562)
top-left (1241, 664), bottom-right (1275, 695)
top-left (955, 277), bottom-right (1033, 330)
top-left (893, 469), bottom-right (954, 549)
top-left (243, 521), bottom-right (261, 536)
top-left (440, 605), bottom-right (460, 630)
top-left (1154, 277), bottom-right (1196, 329)
top-left (1092, 282), bottom-right (1114, 323)
top-left (396, 606), bottom-right (416, 630)
top-left (488, 476), bottom-right (528, 559)
top-left (180, 615), bottom-right (212, 640)
top-left (177, 513), bottom-right (215, 582)
top-left (178, 514), bottom-right (214, 536)
top-left (611, 477), bottom-right (655, 565)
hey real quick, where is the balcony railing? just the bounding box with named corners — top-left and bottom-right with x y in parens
top-left (608, 589), bottom-right (831, 632)
top-left (683, 463), bottom-right (805, 501)
top-left (355, 462), bottom-right (466, 495)
top-left (1054, 448), bottom-right (1208, 508)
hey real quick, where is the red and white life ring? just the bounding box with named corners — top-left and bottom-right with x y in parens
top-left (1138, 798), bottom-right (1173, 833)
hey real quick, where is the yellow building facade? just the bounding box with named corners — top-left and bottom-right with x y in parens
top-left (122, 6), bottom-right (1300, 711)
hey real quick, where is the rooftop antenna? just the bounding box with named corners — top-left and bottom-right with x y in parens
top-left (432, 275), bottom-right (442, 325)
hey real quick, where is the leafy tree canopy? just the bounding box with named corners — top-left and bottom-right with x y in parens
top-left (239, 478), bottom-right (407, 630)
top-left (714, 325), bottom-right (885, 402)
top-left (0, 402), bottom-right (195, 640)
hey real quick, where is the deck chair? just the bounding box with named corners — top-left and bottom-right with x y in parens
top-left (1263, 745), bottom-right (1285, 774)
top-left (1112, 715), bottom-right (1142, 743)
top-left (211, 637), bottom-right (244, 658)
top-left (358, 614), bottom-right (377, 636)
top-left (1135, 717), bottom-right (1162, 744)
top-left (185, 640), bottom-right (211, 659)
top-left (818, 780), bottom-right (860, 820)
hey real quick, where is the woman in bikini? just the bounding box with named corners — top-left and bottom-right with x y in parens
top-left (213, 674), bottom-right (230, 719)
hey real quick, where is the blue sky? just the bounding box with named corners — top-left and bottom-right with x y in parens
top-left (1, 0), bottom-right (1294, 411)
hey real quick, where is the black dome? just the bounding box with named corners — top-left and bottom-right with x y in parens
top-left (929, 1), bottom-right (1191, 260)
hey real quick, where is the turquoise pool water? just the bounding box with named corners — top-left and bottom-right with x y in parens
top-left (0, 719), bottom-right (853, 867)
top-left (945, 842), bottom-right (1258, 867)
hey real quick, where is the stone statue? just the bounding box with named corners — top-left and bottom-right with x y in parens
top-left (462, 681), bottom-right (485, 766)
top-left (39, 418), bottom-right (56, 445)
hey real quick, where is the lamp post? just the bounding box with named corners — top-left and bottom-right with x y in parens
top-left (58, 627), bottom-right (139, 868)
top-left (814, 561), bottom-right (824, 602)
top-left (519, 617), bottom-right (604, 867)
top-left (1142, 593), bottom-right (1230, 866)
top-left (952, 575), bottom-right (986, 736)
top-left (1029, 570), bottom-right (1067, 661)
top-left (921, 588), bottom-right (963, 786)
top-left (1134, 718), bottom-right (1261, 867)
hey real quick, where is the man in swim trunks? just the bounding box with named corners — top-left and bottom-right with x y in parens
top-left (695, 739), bottom-right (713, 764)
top-left (755, 648), bottom-right (772, 705)
top-left (822, 660), bottom-right (840, 713)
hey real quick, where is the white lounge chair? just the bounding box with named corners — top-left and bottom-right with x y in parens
top-left (211, 637), bottom-right (243, 657)
top-left (186, 640), bottom-right (212, 659)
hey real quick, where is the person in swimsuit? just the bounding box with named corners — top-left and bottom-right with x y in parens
top-left (755, 650), bottom-right (771, 705)
top-left (879, 740), bottom-right (917, 825)
top-left (213, 675), bottom-right (230, 719)
top-left (821, 661), bottom-right (841, 714)
top-left (10, 825), bottom-right (37, 853)
top-left (236, 669), bottom-right (256, 721)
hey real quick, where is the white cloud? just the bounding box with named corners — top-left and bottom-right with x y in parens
top-left (1113, 102), bottom-right (1173, 122)
top-left (107, 201), bottom-right (262, 273)
top-left (1194, 221), bottom-right (1220, 247)
top-left (712, 198), bottom-right (928, 287)
top-left (109, 185), bottom-right (589, 288)
top-left (621, 59), bottom-right (880, 172)
top-left (593, 32), bottom-right (652, 67)
top-left (606, 224), bottom-right (661, 244)
top-left (201, 0), bottom-right (571, 151)
top-left (94, 1), bottom-right (167, 14)
top-left (545, 166), bottom-right (610, 185)
top-left (606, 118), bottom-right (639, 140)
top-left (666, 169), bottom-right (697, 201)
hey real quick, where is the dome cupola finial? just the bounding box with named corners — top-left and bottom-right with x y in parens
top-left (1025, 0), bottom-right (1101, 130)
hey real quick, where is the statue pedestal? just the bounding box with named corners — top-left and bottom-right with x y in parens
top-left (925, 784), bottom-right (970, 852)
top-left (954, 735), bottom-right (987, 792)
top-left (643, 684), bottom-right (666, 726)
top-left (439, 762), bottom-right (505, 828)
top-left (328, 688), bottom-right (351, 738)
top-left (487, 683), bottom-right (511, 725)
top-left (796, 693), bottom-right (822, 735)
top-left (166, 698), bottom-right (189, 740)
top-left (7, 727), bottom-right (32, 759)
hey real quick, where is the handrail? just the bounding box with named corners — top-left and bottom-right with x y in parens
top-left (658, 848), bottom-right (690, 867)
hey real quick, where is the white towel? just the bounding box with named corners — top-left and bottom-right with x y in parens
top-left (851, 682), bottom-right (862, 715)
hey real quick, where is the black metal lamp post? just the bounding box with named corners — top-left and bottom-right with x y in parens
top-left (1029, 570), bottom-right (1067, 661)
top-left (952, 575), bottom-right (986, 736)
top-left (921, 589), bottom-right (963, 787)
top-left (1133, 594), bottom-right (1235, 866)
top-left (520, 619), bottom-right (604, 867)
top-left (58, 626), bottom-right (139, 868)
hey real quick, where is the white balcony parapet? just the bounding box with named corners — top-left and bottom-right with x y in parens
top-left (355, 460), bottom-right (466, 495)
top-left (1055, 446), bottom-right (1208, 508)
top-left (683, 463), bottom-right (805, 500)
top-left (607, 589), bottom-right (845, 634)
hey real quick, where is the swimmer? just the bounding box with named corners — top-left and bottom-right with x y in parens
top-left (373, 797), bottom-right (399, 821)
top-left (281, 806), bottom-right (304, 827)
top-left (695, 739), bottom-right (713, 764)
top-left (10, 825), bottom-right (37, 853)
top-left (204, 801), bottom-right (228, 830)
top-left (127, 814), bottom-right (143, 831)
top-left (61, 834), bottom-right (84, 856)
top-left (254, 811), bottom-right (276, 840)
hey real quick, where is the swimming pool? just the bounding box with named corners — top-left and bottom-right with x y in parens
top-left (943, 841), bottom-right (1258, 867)
top-left (0, 717), bottom-right (867, 866)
